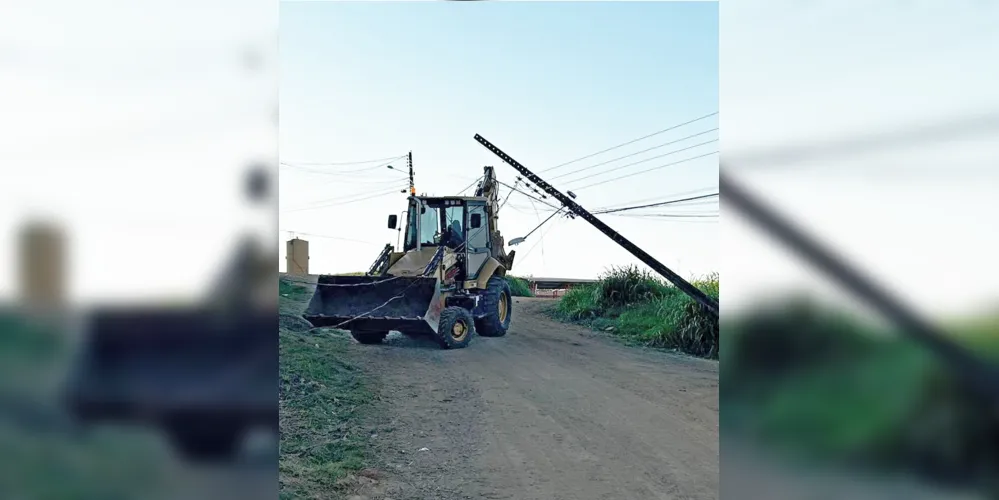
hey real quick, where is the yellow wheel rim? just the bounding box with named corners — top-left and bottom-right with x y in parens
top-left (452, 319), bottom-right (468, 342)
top-left (498, 293), bottom-right (508, 323)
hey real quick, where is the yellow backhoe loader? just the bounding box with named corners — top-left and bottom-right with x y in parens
top-left (303, 166), bottom-right (516, 349)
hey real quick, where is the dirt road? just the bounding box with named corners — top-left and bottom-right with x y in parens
top-left (321, 296), bottom-right (719, 500)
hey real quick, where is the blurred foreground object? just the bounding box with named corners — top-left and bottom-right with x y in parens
top-left (61, 165), bottom-right (279, 464)
top-left (721, 172), bottom-right (999, 401)
top-left (63, 235), bottom-right (278, 462)
top-left (64, 306), bottom-right (276, 461)
top-left (246, 163), bottom-right (271, 203)
top-left (720, 172), bottom-right (999, 496)
top-left (722, 298), bottom-right (999, 499)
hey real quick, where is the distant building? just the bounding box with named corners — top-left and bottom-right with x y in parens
top-left (286, 238), bottom-right (309, 276)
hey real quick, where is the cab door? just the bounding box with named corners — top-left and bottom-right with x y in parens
top-left (465, 201), bottom-right (490, 280)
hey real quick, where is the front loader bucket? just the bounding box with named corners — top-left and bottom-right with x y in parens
top-left (303, 275), bottom-right (442, 336)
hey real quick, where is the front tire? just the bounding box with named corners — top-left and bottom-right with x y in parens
top-left (436, 307), bottom-right (474, 349)
top-left (350, 331), bottom-right (388, 344)
top-left (475, 276), bottom-right (512, 337)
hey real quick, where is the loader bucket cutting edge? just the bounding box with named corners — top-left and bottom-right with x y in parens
top-left (303, 275), bottom-right (442, 335)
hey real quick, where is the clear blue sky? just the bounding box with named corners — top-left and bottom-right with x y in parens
top-left (279, 1), bottom-right (719, 279)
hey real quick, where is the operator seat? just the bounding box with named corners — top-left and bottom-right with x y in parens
top-left (444, 219), bottom-right (464, 249)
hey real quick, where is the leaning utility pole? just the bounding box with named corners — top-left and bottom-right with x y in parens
top-left (407, 151), bottom-right (416, 196)
top-left (475, 134), bottom-right (719, 317)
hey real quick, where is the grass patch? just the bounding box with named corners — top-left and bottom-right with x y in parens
top-left (279, 279), bottom-right (376, 498)
top-left (722, 297), bottom-right (999, 490)
top-left (0, 311), bottom-right (166, 499)
top-left (506, 276), bottom-right (534, 297)
top-left (551, 266), bottom-right (719, 358)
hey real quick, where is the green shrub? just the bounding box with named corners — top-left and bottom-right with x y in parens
top-left (555, 284), bottom-right (601, 320)
top-left (593, 266), bottom-right (668, 310)
top-left (552, 267), bottom-right (719, 358)
top-left (644, 273), bottom-right (719, 357)
top-left (506, 276), bottom-right (534, 297)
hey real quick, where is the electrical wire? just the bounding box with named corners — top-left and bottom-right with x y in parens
top-left (496, 179), bottom-right (561, 211)
top-left (549, 129), bottom-right (718, 181)
top-left (498, 179), bottom-right (519, 211)
top-left (303, 176), bottom-right (408, 189)
top-left (285, 182), bottom-right (407, 208)
top-left (540, 112), bottom-right (718, 173)
top-left (620, 213), bottom-right (718, 219)
top-left (573, 151), bottom-right (719, 191)
top-left (280, 154), bottom-right (406, 167)
top-left (279, 230), bottom-right (379, 245)
top-left (729, 110), bottom-right (999, 170)
top-left (560, 139), bottom-right (718, 187)
top-left (515, 208), bottom-right (564, 244)
top-left (281, 186), bottom-right (407, 213)
top-left (611, 214), bottom-right (718, 223)
top-left (280, 156), bottom-right (406, 175)
top-left (457, 176), bottom-right (482, 195)
top-left (516, 217), bottom-right (565, 264)
top-left (593, 188), bottom-right (716, 211)
top-left (594, 193), bottom-right (719, 214)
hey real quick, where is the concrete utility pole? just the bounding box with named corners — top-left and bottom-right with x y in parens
top-left (407, 151), bottom-right (415, 196)
top-left (475, 134), bottom-right (719, 317)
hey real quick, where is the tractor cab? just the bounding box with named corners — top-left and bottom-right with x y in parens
top-left (388, 195), bottom-right (491, 282)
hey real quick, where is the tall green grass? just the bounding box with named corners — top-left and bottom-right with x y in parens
top-left (723, 298), bottom-right (999, 491)
top-left (553, 266), bottom-right (719, 358)
top-left (506, 276), bottom-right (534, 297)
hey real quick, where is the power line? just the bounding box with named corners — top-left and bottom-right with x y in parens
top-left (728, 111), bottom-right (999, 170)
top-left (280, 156), bottom-right (405, 175)
top-left (508, 200), bottom-right (717, 217)
top-left (505, 203), bottom-right (552, 215)
top-left (499, 179), bottom-right (519, 211)
top-left (517, 216), bottom-right (565, 264)
top-left (509, 188), bottom-right (716, 213)
top-left (573, 151), bottom-right (719, 191)
top-left (281, 154), bottom-right (406, 167)
top-left (496, 179), bottom-right (561, 211)
top-left (281, 186), bottom-right (407, 213)
top-left (279, 230), bottom-right (379, 245)
top-left (516, 208), bottom-right (564, 244)
top-left (612, 214), bottom-right (718, 223)
top-left (591, 187), bottom-right (717, 211)
top-left (540, 112), bottom-right (718, 173)
top-left (286, 182), bottom-right (407, 207)
top-left (594, 193), bottom-right (719, 214)
top-left (620, 213), bottom-right (717, 219)
top-left (457, 176), bottom-right (482, 195)
top-left (300, 176), bottom-right (408, 189)
top-left (561, 139), bottom-right (718, 187)
top-left (549, 129), bottom-right (718, 181)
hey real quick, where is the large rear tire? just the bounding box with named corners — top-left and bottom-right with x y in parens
top-left (436, 306), bottom-right (474, 349)
top-left (475, 276), bottom-right (512, 337)
top-left (350, 331), bottom-right (388, 344)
